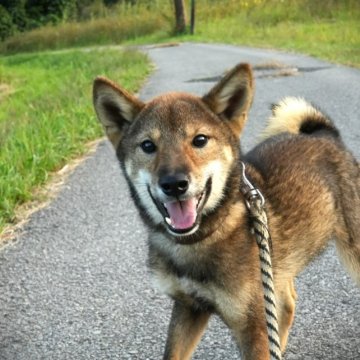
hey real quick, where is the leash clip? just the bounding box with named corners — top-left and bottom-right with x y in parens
top-left (240, 162), bottom-right (265, 210)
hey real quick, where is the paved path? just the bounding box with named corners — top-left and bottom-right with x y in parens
top-left (0, 43), bottom-right (359, 359)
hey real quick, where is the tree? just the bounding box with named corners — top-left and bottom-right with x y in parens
top-left (173, 0), bottom-right (186, 34)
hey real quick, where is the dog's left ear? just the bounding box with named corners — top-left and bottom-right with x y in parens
top-left (203, 63), bottom-right (254, 136)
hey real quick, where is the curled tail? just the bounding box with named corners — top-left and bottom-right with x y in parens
top-left (262, 97), bottom-right (340, 140)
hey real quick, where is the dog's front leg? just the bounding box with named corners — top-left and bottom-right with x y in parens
top-left (224, 302), bottom-right (270, 360)
top-left (163, 300), bottom-right (211, 360)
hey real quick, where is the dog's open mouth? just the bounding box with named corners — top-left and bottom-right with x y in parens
top-left (151, 179), bottom-right (212, 236)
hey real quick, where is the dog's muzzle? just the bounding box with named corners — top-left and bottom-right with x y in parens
top-left (148, 178), bottom-right (212, 236)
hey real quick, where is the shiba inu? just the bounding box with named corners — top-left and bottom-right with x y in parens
top-left (93, 63), bottom-right (360, 359)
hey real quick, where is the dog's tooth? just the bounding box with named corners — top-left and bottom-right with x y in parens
top-left (165, 217), bottom-right (172, 225)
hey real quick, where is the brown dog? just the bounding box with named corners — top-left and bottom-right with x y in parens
top-left (93, 63), bottom-right (360, 359)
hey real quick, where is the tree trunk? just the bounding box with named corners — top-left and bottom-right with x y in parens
top-left (190, 0), bottom-right (195, 35)
top-left (174, 0), bottom-right (187, 34)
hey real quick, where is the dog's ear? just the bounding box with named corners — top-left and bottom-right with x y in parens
top-left (203, 63), bottom-right (254, 137)
top-left (93, 76), bottom-right (145, 148)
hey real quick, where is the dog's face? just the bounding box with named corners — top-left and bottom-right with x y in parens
top-left (93, 64), bottom-right (253, 238)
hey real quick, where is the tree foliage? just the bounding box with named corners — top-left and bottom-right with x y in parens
top-left (25, 0), bottom-right (77, 26)
top-left (0, 5), bottom-right (15, 40)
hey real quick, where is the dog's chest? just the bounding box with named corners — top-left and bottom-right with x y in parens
top-left (148, 233), bottom-right (250, 318)
top-left (151, 266), bottom-right (250, 322)
top-left (149, 237), bottom-right (218, 309)
top-left (151, 268), bottom-right (218, 311)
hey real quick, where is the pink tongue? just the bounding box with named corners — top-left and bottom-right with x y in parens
top-left (165, 198), bottom-right (197, 230)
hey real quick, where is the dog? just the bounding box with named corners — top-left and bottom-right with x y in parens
top-left (92, 63), bottom-right (360, 359)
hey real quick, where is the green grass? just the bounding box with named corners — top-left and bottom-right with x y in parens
top-left (184, 18), bottom-right (359, 68)
top-left (0, 48), bottom-right (150, 232)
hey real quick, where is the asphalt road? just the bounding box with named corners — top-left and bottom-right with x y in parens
top-left (0, 43), bottom-right (359, 360)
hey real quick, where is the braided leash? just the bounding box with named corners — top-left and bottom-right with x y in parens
top-left (240, 162), bottom-right (282, 360)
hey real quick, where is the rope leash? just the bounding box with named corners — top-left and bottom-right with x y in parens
top-left (240, 162), bottom-right (282, 360)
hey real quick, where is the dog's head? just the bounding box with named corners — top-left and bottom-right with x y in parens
top-left (93, 63), bottom-right (253, 239)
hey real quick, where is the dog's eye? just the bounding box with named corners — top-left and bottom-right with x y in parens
top-left (192, 134), bottom-right (208, 148)
top-left (140, 140), bottom-right (156, 154)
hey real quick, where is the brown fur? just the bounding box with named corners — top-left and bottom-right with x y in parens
top-left (93, 63), bottom-right (360, 359)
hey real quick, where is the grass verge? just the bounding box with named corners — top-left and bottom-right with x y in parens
top-left (0, 48), bottom-right (150, 233)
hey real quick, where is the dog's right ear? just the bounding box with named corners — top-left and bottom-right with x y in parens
top-left (93, 77), bottom-right (145, 148)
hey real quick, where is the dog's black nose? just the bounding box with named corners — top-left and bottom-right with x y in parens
top-left (159, 174), bottom-right (189, 197)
